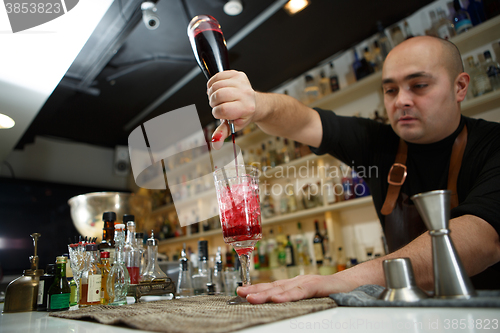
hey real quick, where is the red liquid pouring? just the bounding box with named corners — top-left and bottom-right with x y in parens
top-left (188, 16), bottom-right (238, 170)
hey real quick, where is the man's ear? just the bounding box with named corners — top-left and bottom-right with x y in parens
top-left (455, 72), bottom-right (470, 103)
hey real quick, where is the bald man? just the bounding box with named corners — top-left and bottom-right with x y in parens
top-left (207, 36), bottom-right (500, 303)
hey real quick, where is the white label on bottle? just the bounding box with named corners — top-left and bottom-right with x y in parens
top-left (87, 274), bottom-right (102, 303)
top-left (37, 280), bottom-right (45, 305)
top-left (314, 243), bottom-right (324, 262)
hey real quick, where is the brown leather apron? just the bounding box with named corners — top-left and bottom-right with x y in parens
top-left (381, 125), bottom-right (468, 253)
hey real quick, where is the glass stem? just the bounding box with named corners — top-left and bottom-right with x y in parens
top-left (239, 253), bottom-right (251, 286)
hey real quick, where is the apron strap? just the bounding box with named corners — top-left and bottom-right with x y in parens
top-left (448, 124), bottom-right (468, 209)
top-left (381, 125), bottom-right (468, 215)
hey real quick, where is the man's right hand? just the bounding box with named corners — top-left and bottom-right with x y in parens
top-left (207, 70), bottom-right (258, 149)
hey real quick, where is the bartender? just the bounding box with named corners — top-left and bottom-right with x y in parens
top-left (207, 36), bottom-right (500, 303)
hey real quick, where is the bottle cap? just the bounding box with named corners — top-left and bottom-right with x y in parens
top-left (100, 251), bottom-right (110, 258)
top-left (147, 230), bottom-right (158, 246)
top-left (123, 214), bottom-right (135, 223)
top-left (484, 50), bottom-right (492, 59)
top-left (85, 243), bottom-right (99, 251)
top-left (56, 256), bottom-right (67, 264)
top-left (115, 223), bottom-right (125, 230)
top-left (103, 211), bottom-right (116, 221)
top-left (135, 232), bottom-right (144, 239)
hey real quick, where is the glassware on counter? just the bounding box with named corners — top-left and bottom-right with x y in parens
top-left (79, 244), bottom-right (101, 307)
top-left (176, 244), bottom-right (193, 298)
top-left (107, 224), bottom-right (130, 306)
top-left (214, 165), bottom-right (262, 304)
top-left (141, 231), bottom-right (168, 282)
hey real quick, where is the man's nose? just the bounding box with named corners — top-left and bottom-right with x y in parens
top-left (395, 88), bottom-right (413, 109)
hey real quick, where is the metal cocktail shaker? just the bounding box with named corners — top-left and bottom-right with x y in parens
top-left (411, 190), bottom-right (476, 299)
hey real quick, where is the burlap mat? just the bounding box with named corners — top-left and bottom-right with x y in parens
top-left (49, 295), bottom-right (336, 333)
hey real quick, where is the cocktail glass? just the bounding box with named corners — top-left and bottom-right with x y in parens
top-left (68, 243), bottom-right (87, 304)
top-left (214, 165), bottom-right (262, 304)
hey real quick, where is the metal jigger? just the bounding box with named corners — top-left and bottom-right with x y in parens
top-left (411, 190), bottom-right (476, 299)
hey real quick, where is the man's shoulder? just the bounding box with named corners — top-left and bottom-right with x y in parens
top-left (463, 116), bottom-right (500, 151)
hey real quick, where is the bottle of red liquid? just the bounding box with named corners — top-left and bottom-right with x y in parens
top-left (123, 215), bottom-right (140, 285)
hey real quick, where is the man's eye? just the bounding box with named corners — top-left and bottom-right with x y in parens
top-left (414, 84), bottom-right (428, 89)
top-left (384, 88), bottom-right (396, 94)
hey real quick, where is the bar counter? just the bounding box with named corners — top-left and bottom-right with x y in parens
top-left (1, 296), bottom-right (499, 333)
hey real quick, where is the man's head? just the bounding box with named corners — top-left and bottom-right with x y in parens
top-left (382, 36), bottom-right (469, 144)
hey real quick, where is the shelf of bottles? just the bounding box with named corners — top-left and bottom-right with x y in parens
top-left (310, 14), bottom-right (500, 113)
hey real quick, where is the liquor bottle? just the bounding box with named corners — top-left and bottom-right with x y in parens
top-left (467, 0), bottom-right (486, 26)
top-left (371, 41), bottom-right (384, 72)
top-left (324, 164), bottom-right (337, 205)
top-left (363, 47), bottom-right (375, 71)
top-left (192, 240), bottom-right (209, 295)
top-left (268, 140), bottom-right (279, 168)
top-left (79, 244), bottom-right (102, 307)
top-left (285, 235), bottom-right (296, 267)
top-left (190, 209), bottom-right (199, 234)
top-left (176, 244), bottom-right (194, 297)
top-left (141, 231), bottom-right (167, 282)
top-left (304, 74), bottom-right (320, 104)
top-left (336, 247), bottom-right (347, 272)
top-left (99, 251), bottom-right (111, 305)
top-left (286, 179), bottom-right (298, 213)
top-left (107, 224), bottom-right (130, 306)
top-left (352, 49), bottom-right (374, 81)
top-left (453, 0), bottom-right (473, 34)
top-left (123, 216), bottom-right (140, 285)
top-left (318, 69), bottom-right (331, 97)
top-left (37, 264), bottom-right (55, 311)
top-left (313, 221), bottom-right (325, 266)
top-left (99, 211), bottom-right (116, 263)
top-left (253, 241), bottom-right (260, 270)
top-left (329, 62), bottom-right (340, 92)
top-left (213, 246), bottom-right (225, 294)
top-left (261, 191), bottom-right (275, 219)
top-left (225, 245), bottom-right (234, 268)
top-left (376, 21), bottom-right (392, 60)
top-left (322, 221), bottom-right (331, 263)
top-left (403, 20), bottom-right (414, 39)
top-left (260, 143), bottom-right (269, 172)
top-left (426, 10), bottom-right (439, 37)
top-left (276, 226), bottom-right (287, 267)
top-left (483, 50), bottom-right (500, 91)
top-left (267, 229), bottom-right (279, 269)
top-left (135, 232), bottom-right (145, 274)
top-left (68, 277), bottom-right (77, 306)
top-left (436, 8), bottom-right (456, 40)
top-left (390, 25), bottom-right (405, 46)
top-left (258, 234), bottom-right (268, 268)
top-left (47, 256), bottom-right (71, 312)
top-left (295, 222), bottom-right (310, 266)
top-left (467, 56), bottom-right (492, 97)
top-left (340, 163), bottom-right (355, 200)
top-left (279, 190), bottom-right (288, 215)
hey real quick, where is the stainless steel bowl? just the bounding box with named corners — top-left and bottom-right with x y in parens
top-left (68, 192), bottom-right (152, 241)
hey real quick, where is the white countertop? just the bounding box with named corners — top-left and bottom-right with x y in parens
top-left (1, 297), bottom-right (499, 333)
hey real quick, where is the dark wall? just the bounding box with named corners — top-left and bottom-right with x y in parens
top-left (0, 177), bottom-right (124, 281)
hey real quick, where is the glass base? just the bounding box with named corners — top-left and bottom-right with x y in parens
top-left (227, 295), bottom-right (249, 305)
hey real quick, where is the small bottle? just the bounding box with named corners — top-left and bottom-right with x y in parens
top-left (453, 0), bottom-right (473, 34)
top-left (268, 140), bottom-right (279, 168)
top-left (322, 221), bottom-right (331, 263)
top-left (295, 222), bottom-right (310, 267)
top-left (99, 211), bottom-right (116, 263)
top-left (267, 229), bottom-right (279, 269)
top-left (213, 246), bottom-right (225, 294)
top-left (390, 25), bottom-right (405, 46)
top-left (141, 231), bottom-right (168, 282)
top-left (304, 74), bottom-right (320, 104)
top-left (436, 8), bottom-right (456, 40)
top-left (285, 179), bottom-right (298, 213)
top-left (467, 56), bottom-right (492, 97)
top-left (135, 232), bottom-right (146, 275)
top-left (426, 10), bottom-right (439, 37)
top-left (404, 20), bottom-right (414, 39)
top-left (192, 240), bottom-right (209, 295)
top-left (376, 21), bottom-right (392, 60)
top-left (79, 244), bottom-right (102, 307)
top-left (313, 221), bottom-right (325, 266)
top-left (107, 224), bottom-right (130, 306)
top-left (337, 247), bottom-right (347, 272)
top-left (318, 70), bottom-right (331, 97)
top-left (99, 251), bottom-right (111, 305)
top-left (483, 50), bottom-right (500, 91)
top-left (285, 235), bottom-right (296, 267)
top-left (123, 216), bottom-right (140, 284)
top-left (37, 264), bottom-right (56, 311)
top-left (68, 278), bottom-right (78, 307)
top-left (47, 256), bottom-right (71, 312)
top-left (176, 244), bottom-right (194, 297)
top-left (329, 62), bottom-right (340, 92)
top-left (341, 163), bottom-right (355, 201)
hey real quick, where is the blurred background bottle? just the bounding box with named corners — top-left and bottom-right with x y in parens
top-left (483, 50), bottom-right (500, 91)
top-left (453, 0), bottom-right (473, 34)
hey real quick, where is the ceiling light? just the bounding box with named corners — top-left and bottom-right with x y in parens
top-left (283, 0), bottom-right (309, 15)
top-left (0, 114), bottom-right (15, 129)
top-left (224, 0), bottom-right (243, 16)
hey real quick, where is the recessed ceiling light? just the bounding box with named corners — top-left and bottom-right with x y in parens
top-left (224, 0), bottom-right (243, 16)
top-left (283, 0), bottom-right (310, 15)
top-left (0, 114), bottom-right (15, 129)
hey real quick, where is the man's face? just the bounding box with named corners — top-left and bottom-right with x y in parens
top-left (382, 39), bottom-right (460, 144)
